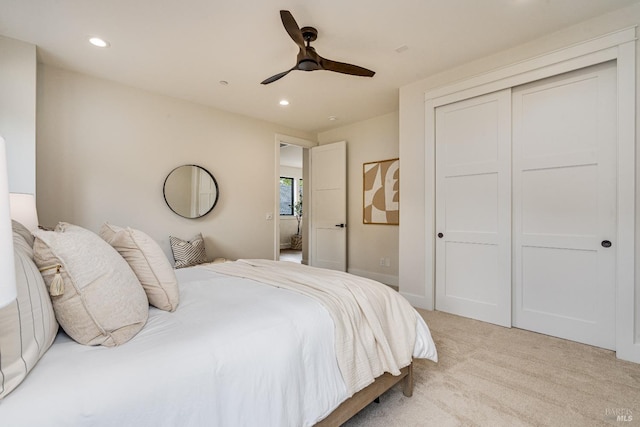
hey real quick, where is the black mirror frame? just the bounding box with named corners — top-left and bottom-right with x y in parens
top-left (163, 164), bottom-right (219, 219)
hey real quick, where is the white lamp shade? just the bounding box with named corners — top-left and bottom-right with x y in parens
top-left (9, 193), bottom-right (39, 231)
top-left (0, 136), bottom-right (17, 308)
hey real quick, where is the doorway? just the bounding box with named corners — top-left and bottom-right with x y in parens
top-left (273, 134), bottom-right (315, 264)
top-left (279, 143), bottom-right (304, 264)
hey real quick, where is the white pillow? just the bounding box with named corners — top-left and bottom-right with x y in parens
top-left (33, 223), bottom-right (148, 347)
top-left (100, 223), bottom-right (179, 312)
top-left (170, 233), bottom-right (208, 268)
top-left (0, 231), bottom-right (58, 399)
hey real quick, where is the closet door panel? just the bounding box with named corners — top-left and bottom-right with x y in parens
top-left (512, 61), bottom-right (617, 350)
top-left (521, 165), bottom-right (597, 236)
top-left (435, 89), bottom-right (512, 327)
top-left (444, 173), bottom-right (498, 233)
top-left (521, 246), bottom-right (598, 321)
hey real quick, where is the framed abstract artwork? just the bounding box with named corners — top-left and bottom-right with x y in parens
top-left (363, 158), bottom-right (399, 225)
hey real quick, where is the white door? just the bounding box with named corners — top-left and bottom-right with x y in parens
top-left (512, 62), bottom-right (617, 350)
top-left (197, 168), bottom-right (216, 216)
top-left (435, 89), bottom-right (512, 327)
top-left (310, 141), bottom-right (347, 271)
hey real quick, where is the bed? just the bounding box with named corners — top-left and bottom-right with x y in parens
top-left (0, 222), bottom-right (437, 426)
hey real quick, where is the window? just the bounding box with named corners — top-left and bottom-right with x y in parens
top-left (279, 177), bottom-right (294, 215)
top-left (280, 177), bottom-right (303, 216)
top-left (294, 179), bottom-right (303, 217)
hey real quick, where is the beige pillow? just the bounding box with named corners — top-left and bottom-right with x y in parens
top-left (33, 223), bottom-right (148, 347)
top-left (0, 231), bottom-right (58, 399)
top-left (170, 233), bottom-right (207, 268)
top-left (100, 223), bottom-right (179, 312)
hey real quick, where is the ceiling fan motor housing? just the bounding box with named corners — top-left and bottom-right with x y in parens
top-left (297, 46), bottom-right (320, 71)
top-left (299, 59), bottom-right (319, 71)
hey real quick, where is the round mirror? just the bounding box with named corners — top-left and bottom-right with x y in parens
top-left (163, 165), bottom-right (219, 218)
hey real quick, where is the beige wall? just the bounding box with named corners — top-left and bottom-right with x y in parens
top-left (399, 5), bottom-right (640, 354)
top-left (318, 112), bottom-right (399, 285)
top-left (0, 35), bottom-right (36, 194)
top-left (36, 64), bottom-right (313, 262)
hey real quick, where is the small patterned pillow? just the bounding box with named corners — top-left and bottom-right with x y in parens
top-left (170, 233), bottom-right (208, 268)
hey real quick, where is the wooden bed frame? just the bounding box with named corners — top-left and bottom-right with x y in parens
top-left (315, 363), bottom-right (413, 426)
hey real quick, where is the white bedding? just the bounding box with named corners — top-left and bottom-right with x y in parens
top-left (209, 259), bottom-right (435, 394)
top-left (0, 263), bottom-right (436, 427)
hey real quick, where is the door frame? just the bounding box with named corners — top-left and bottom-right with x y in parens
top-left (422, 27), bottom-right (637, 362)
top-left (273, 134), bottom-right (317, 262)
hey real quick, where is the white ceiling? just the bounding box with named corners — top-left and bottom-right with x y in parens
top-left (1, 0), bottom-right (638, 133)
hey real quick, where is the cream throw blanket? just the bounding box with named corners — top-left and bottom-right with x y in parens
top-left (205, 259), bottom-right (417, 395)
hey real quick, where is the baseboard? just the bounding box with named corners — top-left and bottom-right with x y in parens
top-left (347, 268), bottom-right (398, 287)
top-left (400, 292), bottom-right (433, 310)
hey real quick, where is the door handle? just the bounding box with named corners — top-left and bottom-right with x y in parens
top-left (437, 233), bottom-right (443, 238)
top-left (601, 240), bottom-right (612, 248)
top-left (335, 223), bottom-right (346, 228)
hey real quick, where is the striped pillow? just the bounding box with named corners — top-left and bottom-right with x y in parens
top-left (11, 220), bottom-right (34, 247)
top-left (170, 233), bottom-right (207, 268)
top-left (0, 231), bottom-right (58, 399)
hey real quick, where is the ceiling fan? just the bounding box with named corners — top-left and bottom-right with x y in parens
top-left (261, 10), bottom-right (375, 85)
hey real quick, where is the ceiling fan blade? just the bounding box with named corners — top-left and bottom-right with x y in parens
top-left (261, 66), bottom-right (296, 85)
top-left (280, 10), bottom-right (305, 50)
top-left (319, 56), bottom-right (375, 77)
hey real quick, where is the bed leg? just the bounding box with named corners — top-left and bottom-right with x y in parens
top-left (402, 363), bottom-right (414, 397)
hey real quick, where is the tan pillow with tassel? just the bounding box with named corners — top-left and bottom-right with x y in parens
top-left (38, 264), bottom-right (64, 296)
top-left (33, 223), bottom-right (149, 347)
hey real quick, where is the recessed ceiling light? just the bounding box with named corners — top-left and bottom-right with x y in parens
top-left (89, 37), bottom-right (110, 48)
top-left (328, 116), bottom-right (337, 121)
top-left (219, 80), bottom-right (229, 86)
top-left (395, 45), bottom-right (409, 54)
top-left (279, 99), bottom-right (290, 106)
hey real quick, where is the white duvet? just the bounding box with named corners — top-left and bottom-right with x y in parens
top-left (0, 264), bottom-right (437, 427)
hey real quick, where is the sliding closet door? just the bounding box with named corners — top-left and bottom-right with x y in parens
top-left (435, 89), bottom-right (512, 327)
top-left (512, 62), bottom-right (617, 350)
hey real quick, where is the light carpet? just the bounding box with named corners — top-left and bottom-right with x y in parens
top-left (344, 309), bottom-right (640, 426)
